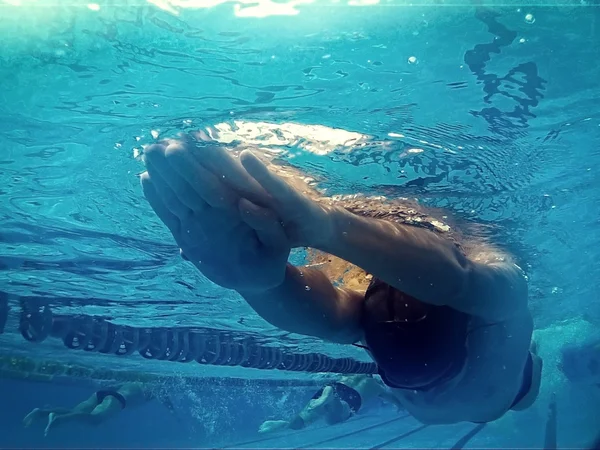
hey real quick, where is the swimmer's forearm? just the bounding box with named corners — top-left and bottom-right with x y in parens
top-left (238, 264), bottom-right (363, 344)
top-left (317, 207), bottom-right (529, 319)
top-left (317, 207), bottom-right (471, 307)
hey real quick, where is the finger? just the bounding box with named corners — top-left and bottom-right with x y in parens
top-left (190, 129), bottom-right (213, 142)
top-left (239, 198), bottom-right (289, 251)
top-left (164, 142), bottom-right (238, 209)
top-left (144, 160), bottom-right (192, 220)
top-left (140, 172), bottom-right (181, 234)
top-left (190, 142), bottom-right (270, 205)
top-left (240, 150), bottom-right (296, 206)
top-left (144, 144), bottom-right (208, 213)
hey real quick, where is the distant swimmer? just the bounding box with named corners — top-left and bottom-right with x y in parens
top-left (140, 132), bottom-right (542, 424)
top-left (259, 374), bottom-right (403, 433)
top-left (23, 382), bottom-right (168, 437)
top-left (559, 334), bottom-right (600, 385)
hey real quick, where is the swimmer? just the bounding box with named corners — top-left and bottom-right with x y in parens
top-left (559, 334), bottom-right (600, 385)
top-left (23, 382), bottom-right (154, 437)
top-left (259, 374), bottom-right (403, 433)
top-left (140, 133), bottom-right (542, 425)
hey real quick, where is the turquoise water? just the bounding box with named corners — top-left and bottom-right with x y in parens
top-left (0, 0), bottom-right (599, 448)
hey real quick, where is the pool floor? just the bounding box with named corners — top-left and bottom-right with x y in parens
top-left (220, 410), bottom-right (543, 449)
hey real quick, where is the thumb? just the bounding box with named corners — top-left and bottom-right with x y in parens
top-left (239, 198), bottom-right (289, 251)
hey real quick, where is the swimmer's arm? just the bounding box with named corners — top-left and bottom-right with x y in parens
top-left (317, 207), bottom-right (528, 321)
top-left (239, 264), bottom-right (364, 343)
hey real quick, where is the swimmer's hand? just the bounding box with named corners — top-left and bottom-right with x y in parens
top-left (142, 136), bottom-right (362, 342)
top-left (239, 150), bottom-right (333, 248)
top-left (141, 139), bottom-right (291, 292)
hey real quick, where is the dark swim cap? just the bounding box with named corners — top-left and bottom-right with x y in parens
top-left (361, 279), bottom-right (470, 391)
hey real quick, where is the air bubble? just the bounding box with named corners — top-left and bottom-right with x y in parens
top-left (408, 56), bottom-right (418, 64)
top-left (524, 13), bottom-right (535, 24)
top-left (305, 285), bottom-right (311, 291)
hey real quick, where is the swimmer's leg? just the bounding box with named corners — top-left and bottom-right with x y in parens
top-left (324, 399), bottom-right (352, 425)
top-left (23, 407), bottom-right (71, 428)
top-left (24, 393), bottom-right (98, 429)
top-left (294, 385), bottom-right (336, 426)
top-left (259, 385), bottom-right (336, 433)
top-left (45, 396), bottom-right (122, 436)
top-left (258, 420), bottom-right (289, 434)
top-left (306, 385), bottom-right (336, 412)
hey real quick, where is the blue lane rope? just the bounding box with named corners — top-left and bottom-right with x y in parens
top-left (16, 302), bottom-right (377, 375)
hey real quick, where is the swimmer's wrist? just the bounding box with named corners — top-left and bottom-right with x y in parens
top-left (310, 205), bottom-right (350, 252)
top-left (299, 203), bottom-right (337, 249)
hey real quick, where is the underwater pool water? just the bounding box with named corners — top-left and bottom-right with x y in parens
top-left (0, 0), bottom-right (599, 448)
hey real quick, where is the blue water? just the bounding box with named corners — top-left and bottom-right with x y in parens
top-left (1, 0), bottom-right (599, 448)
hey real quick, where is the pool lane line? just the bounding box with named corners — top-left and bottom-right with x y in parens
top-left (219, 414), bottom-right (372, 449)
top-left (449, 423), bottom-right (487, 450)
top-left (369, 424), bottom-right (429, 449)
top-left (298, 414), bottom-right (411, 449)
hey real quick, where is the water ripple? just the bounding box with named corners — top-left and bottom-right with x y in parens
top-left (0, 2), bottom-right (599, 354)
